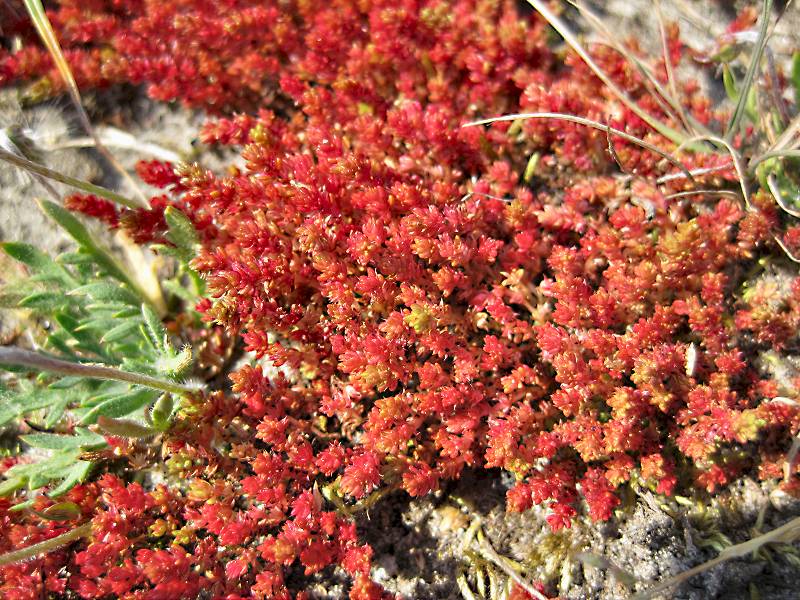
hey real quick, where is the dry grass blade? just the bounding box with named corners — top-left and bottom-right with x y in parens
top-left (53, 126), bottom-right (182, 163)
top-left (569, 0), bottom-right (710, 139)
top-left (464, 112), bottom-right (694, 182)
top-left (653, 0), bottom-right (695, 135)
top-left (568, 1), bottom-right (681, 125)
top-left (761, 113), bottom-right (800, 160)
top-left (22, 0), bottom-right (148, 207)
top-left (663, 189), bottom-right (741, 201)
top-left (749, 149), bottom-right (800, 171)
top-left (632, 516), bottom-right (800, 599)
top-left (525, 0), bottom-right (687, 146)
top-left (673, 0), bottom-right (721, 36)
top-left (574, 552), bottom-right (638, 588)
top-left (773, 234), bottom-right (800, 263)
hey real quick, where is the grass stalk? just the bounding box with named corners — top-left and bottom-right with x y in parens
top-left (725, 0), bottom-right (773, 140)
top-left (473, 523), bottom-right (548, 600)
top-left (569, 0), bottom-right (704, 138)
top-left (679, 135), bottom-right (751, 206)
top-left (525, 0), bottom-right (689, 146)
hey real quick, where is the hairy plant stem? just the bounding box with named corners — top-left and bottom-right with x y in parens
top-left (0, 148), bottom-right (141, 209)
top-left (0, 522), bottom-right (92, 567)
top-left (0, 347), bottom-right (201, 395)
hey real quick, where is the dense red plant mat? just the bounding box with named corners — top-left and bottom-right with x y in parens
top-left (1, 1), bottom-right (799, 598)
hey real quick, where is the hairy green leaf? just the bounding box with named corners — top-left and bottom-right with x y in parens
top-left (80, 387), bottom-right (158, 424)
top-left (38, 200), bottom-right (142, 298)
top-left (71, 282), bottom-right (140, 305)
top-left (54, 312), bottom-right (107, 358)
top-left (150, 393), bottom-right (175, 431)
top-left (155, 345), bottom-right (193, 378)
top-left (47, 461), bottom-right (93, 497)
top-left (100, 320), bottom-right (143, 344)
top-left (163, 206), bottom-right (200, 261)
top-left (0, 386), bottom-right (68, 427)
top-left (21, 428), bottom-right (105, 450)
top-left (141, 303), bottom-right (167, 353)
top-left (32, 501), bottom-right (82, 521)
top-left (2, 242), bottom-right (74, 286)
top-left (19, 291), bottom-right (70, 311)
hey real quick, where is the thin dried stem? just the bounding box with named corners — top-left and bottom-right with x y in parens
top-left (763, 113), bottom-right (800, 157)
top-left (679, 135), bottom-right (750, 207)
top-left (464, 112), bottom-right (694, 182)
top-left (570, 0), bottom-right (705, 138)
top-left (633, 516), bottom-right (800, 599)
top-left (474, 525), bottom-right (548, 600)
top-left (654, 0), bottom-right (694, 135)
top-left (749, 149), bottom-right (800, 171)
top-left (673, 0), bottom-right (720, 35)
top-left (663, 190), bottom-right (740, 201)
top-left (53, 126), bottom-right (182, 163)
top-left (773, 234), bottom-right (800, 264)
top-left (656, 163), bottom-right (734, 184)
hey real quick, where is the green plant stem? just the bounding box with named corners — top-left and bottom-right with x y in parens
top-left (0, 522), bottom-right (92, 567)
top-left (0, 347), bottom-right (201, 395)
top-left (0, 148), bottom-right (141, 209)
top-left (726, 0), bottom-right (773, 140)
